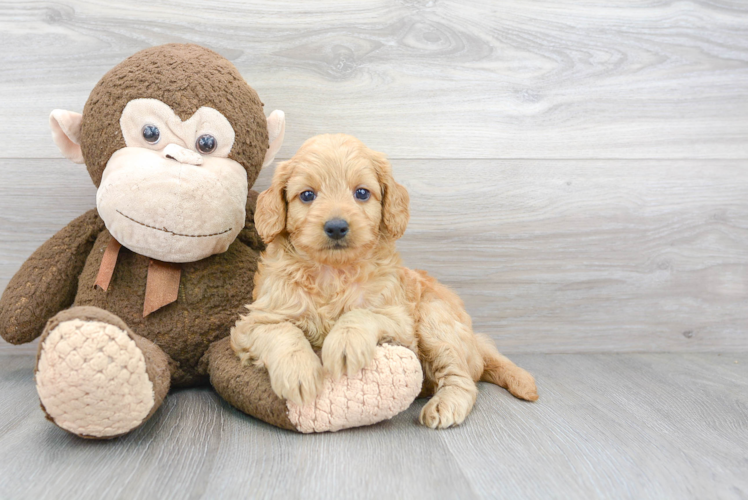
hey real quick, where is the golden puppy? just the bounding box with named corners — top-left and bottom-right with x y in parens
top-left (231, 134), bottom-right (538, 429)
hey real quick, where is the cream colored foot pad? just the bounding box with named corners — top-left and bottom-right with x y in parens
top-left (36, 319), bottom-right (155, 438)
top-left (287, 344), bottom-right (423, 433)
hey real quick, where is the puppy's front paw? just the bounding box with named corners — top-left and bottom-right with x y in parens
top-left (321, 325), bottom-right (377, 380)
top-left (267, 350), bottom-right (324, 406)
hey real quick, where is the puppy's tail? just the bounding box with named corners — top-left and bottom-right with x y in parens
top-left (476, 334), bottom-right (539, 401)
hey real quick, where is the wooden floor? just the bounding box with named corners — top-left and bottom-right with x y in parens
top-left (1, 353), bottom-right (746, 499)
top-left (1, 1), bottom-right (747, 498)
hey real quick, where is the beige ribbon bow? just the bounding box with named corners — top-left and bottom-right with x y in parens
top-left (94, 238), bottom-right (182, 317)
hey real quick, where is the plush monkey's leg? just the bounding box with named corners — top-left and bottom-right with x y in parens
top-left (207, 338), bottom-right (423, 433)
top-left (35, 306), bottom-right (170, 439)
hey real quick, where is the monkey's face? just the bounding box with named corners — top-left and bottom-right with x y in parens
top-left (49, 44), bottom-right (286, 263)
top-left (96, 99), bottom-right (248, 263)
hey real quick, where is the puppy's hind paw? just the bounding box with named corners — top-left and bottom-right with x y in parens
top-left (419, 387), bottom-right (475, 430)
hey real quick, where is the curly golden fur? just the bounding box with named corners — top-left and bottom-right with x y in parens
top-left (231, 134), bottom-right (538, 428)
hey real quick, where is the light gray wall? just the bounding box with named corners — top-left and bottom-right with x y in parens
top-left (1, 0), bottom-right (747, 353)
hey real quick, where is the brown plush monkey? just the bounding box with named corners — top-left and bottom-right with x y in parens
top-left (0, 44), bottom-right (421, 438)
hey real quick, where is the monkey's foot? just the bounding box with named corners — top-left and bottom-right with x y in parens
top-left (286, 344), bottom-right (423, 433)
top-left (35, 308), bottom-right (169, 439)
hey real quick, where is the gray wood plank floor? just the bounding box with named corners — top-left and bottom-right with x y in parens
top-left (1, 353), bottom-right (746, 499)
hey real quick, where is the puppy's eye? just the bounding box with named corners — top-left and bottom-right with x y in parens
top-left (196, 134), bottom-right (217, 154)
top-left (354, 188), bottom-right (370, 201)
top-left (142, 125), bottom-right (160, 144)
top-left (299, 190), bottom-right (316, 203)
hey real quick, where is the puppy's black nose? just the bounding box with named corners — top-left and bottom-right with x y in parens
top-left (324, 219), bottom-right (349, 240)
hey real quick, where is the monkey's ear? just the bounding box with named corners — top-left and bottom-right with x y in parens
top-left (262, 110), bottom-right (285, 168)
top-left (50, 110), bottom-right (85, 164)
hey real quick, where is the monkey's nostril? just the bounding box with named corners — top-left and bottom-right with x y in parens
top-left (324, 219), bottom-right (349, 241)
top-left (162, 143), bottom-right (203, 166)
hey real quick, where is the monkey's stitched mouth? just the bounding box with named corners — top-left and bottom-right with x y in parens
top-left (116, 210), bottom-right (232, 238)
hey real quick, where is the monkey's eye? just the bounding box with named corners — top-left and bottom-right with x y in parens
top-left (196, 134), bottom-right (217, 154)
top-left (354, 188), bottom-right (371, 201)
top-left (142, 125), bottom-right (160, 144)
top-left (299, 190), bottom-right (316, 203)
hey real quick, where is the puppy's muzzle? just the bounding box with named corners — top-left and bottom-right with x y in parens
top-left (324, 219), bottom-right (349, 241)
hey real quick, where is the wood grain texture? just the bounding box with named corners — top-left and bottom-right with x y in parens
top-left (2, 159), bottom-right (746, 354)
top-left (1, 0), bottom-right (748, 159)
top-left (0, 353), bottom-right (746, 499)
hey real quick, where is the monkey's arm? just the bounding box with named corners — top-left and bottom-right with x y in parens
top-left (237, 189), bottom-right (265, 251)
top-left (0, 209), bottom-right (105, 344)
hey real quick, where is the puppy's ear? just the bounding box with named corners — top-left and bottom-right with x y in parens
top-left (255, 160), bottom-right (293, 243)
top-left (371, 151), bottom-right (409, 240)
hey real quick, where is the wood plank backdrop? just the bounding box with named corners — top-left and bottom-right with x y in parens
top-left (1, 0), bottom-right (747, 354)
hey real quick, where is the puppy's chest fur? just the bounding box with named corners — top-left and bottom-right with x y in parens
top-left (297, 265), bottom-right (401, 348)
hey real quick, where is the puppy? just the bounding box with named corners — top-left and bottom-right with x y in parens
top-left (231, 134), bottom-right (538, 429)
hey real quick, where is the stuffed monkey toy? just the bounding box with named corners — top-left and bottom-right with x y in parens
top-left (0, 44), bottom-right (422, 438)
